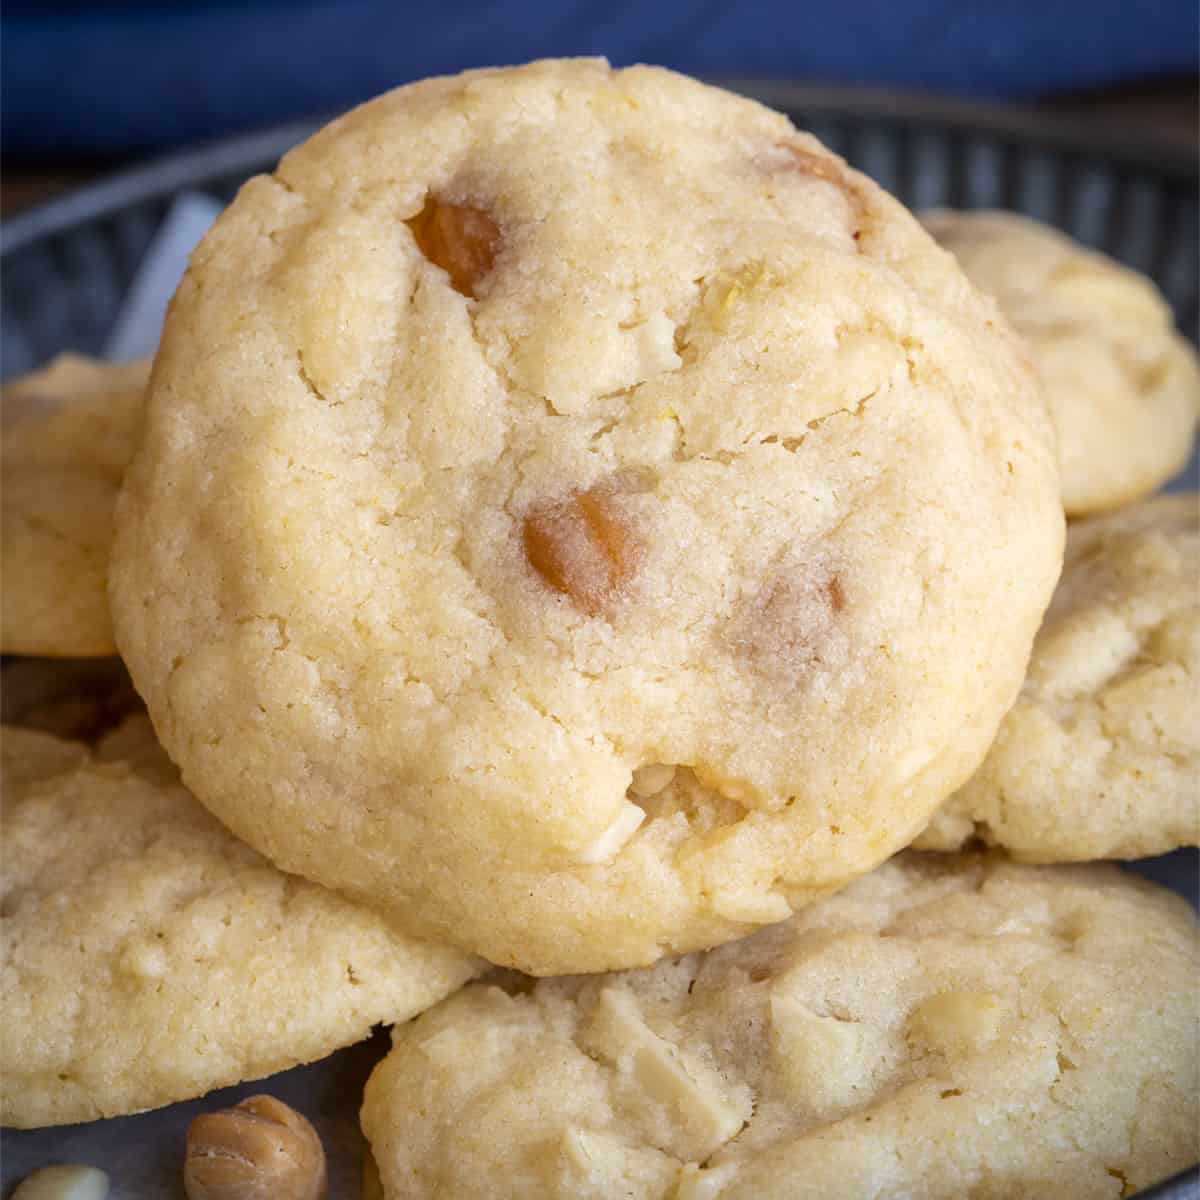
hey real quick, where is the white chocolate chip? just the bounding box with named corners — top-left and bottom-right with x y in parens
top-left (416, 1026), bottom-right (469, 1068)
top-left (12, 1166), bottom-right (110, 1200)
top-left (709, 888), bottom-right (791, 925)
top-left (561, 1127), bottom-right (596, 1173)
top-left (826, 330), bottom-right (904, 405)
top-left (560, 1125), bottom-right (681, 1194)
top-left (674, 1162), bottom-right (739, 1199)
top-left (632, 311), bottom-right (683, 380)
top-left (888, 744), bottom-right (937, 792)
top-left (580, 800), bottom-right (645, 863)
top-left (420, 989), bottom-right (540, 1064)
top-left (590, 988), bottom-right (746, 1159)
top-left (560, 1127), bottom-right (636, 1176)
top-left (630, 763), bottom-right (676, 798)
top-left (768, 992), bottom-right (869, 1110)
top-left (907, 990), bottom-right (1002, 1054)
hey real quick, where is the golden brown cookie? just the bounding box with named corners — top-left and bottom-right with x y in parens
top-left (362, 853), bottom-right (1199, 1200)
top-left (1, 718), bottom-right (479, 1128)
top-left (110, 59), bottom-right (1062, 973)
top-left (923, 209), bottom-right (1199, 517)
top-left (917, 492), bottom-right (1199, 860)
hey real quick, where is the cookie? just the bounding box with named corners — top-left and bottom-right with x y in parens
top-left (361, 853), bottom-right (1199, 1200)
top-left (922, 209), bottom-right (1200, 517)
top-left (1, 718), bottom-right (479, 1128)
top-left (918, 492), bottom-right (1199, 860)
top-left (2, 354), bottom-right (150, 656)
top-left (110, 58), bottom-right (1062, 974)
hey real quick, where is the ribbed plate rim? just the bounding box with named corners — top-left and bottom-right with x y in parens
top-left (3, 79), bottom-right (1196, 258)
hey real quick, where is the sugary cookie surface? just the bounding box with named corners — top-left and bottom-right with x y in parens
top-left (923, 209), bottom-right (1200, 517)
top-left (361, 853), bottom-right (1199, 1200)
top-left (2, 355), bottom-right (149, 656)
top-left (918, 492), bottom-right (1199, 860)
top-left (0, 719), bottom-right (477, 1127)
top-left (111, 58), bottom-right (1062, 973)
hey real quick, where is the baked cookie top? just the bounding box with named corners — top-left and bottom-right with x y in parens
top-left (2, 354), bottom-right (149, 656)
top-left (361, 853), bottom-right (1199, 1200)
top-left (922, 209), bottom-right (1199, 517)
top-left (918, 492), bottom-right (1199, 861)
top-left (111, 59), bottom-right (1062, 973)
top-left (0, 718), bottom-right (478, 1128)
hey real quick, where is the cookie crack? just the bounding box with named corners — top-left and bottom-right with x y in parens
top-left (747, 391), bottom-right (877, 457)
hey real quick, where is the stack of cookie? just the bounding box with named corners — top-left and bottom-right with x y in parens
top-left (2, 59), bottom-right (1197, 1200)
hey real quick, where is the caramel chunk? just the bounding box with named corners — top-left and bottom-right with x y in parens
top-left (406, 196), bottom-right (498, 297)
top-left (522, 485), bottom-right (639, 615)
top-left (739, 568), bottom-right (845, 674)
top-left (763, 573), bottom-right (842, 655)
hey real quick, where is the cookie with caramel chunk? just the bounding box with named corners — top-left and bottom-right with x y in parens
top-left (361, 853), bottom-right (1199, 1199)
top-left (109, 58), bottom-right (1062, 973)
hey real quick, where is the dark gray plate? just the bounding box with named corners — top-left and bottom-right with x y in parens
top-left (2, 84), bottom-right (1197, 1199)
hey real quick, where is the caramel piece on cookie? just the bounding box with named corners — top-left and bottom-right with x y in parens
top-left (407, 197), bottom-right (499, 297)
top-left (523, 483), bottom-right (641, 615)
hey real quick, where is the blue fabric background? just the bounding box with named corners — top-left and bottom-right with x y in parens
top-left (3, 0), bottom-right (1198, 157)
